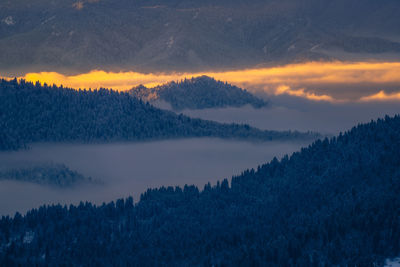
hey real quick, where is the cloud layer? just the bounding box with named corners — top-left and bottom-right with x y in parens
top-left (5, 61), bottom-right (400, 102)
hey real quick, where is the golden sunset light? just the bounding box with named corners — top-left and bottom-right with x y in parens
top-left (7, 61), bottom-right (400, 102)
top-left (360, 90), bottom-right (400, 102)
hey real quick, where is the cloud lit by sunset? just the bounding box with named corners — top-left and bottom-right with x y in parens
top-left (360, 91), bottom-right (400, 102)
top-left (6, 61), bottom-right (400, 103)
top-left (274, 85), bottom-right (336, 102)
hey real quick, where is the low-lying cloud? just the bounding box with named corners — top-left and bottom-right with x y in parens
top-left (0, 139), bottom-right (308, 216)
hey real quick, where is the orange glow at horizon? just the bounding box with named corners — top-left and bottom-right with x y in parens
top-left (5, 61), bottom-right (400, 102)
top-left (360, 91), bottom-right (400, 102)
top-left (275, 85), bottom-right (336, 102)
top-left (72, 1), bottom-right (84, 10)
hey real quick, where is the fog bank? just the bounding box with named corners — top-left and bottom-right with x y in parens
top-left (0, 138), bottom-right (309, 216)
top-left (179, 99), bottom-right (400, 135)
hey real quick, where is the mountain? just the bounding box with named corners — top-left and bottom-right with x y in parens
top-left (0, 163), bottom-right (99, 188)
top-left (129, 76), bottom-right (268, 110)
top-left (1, 115), bottom-right (399, 265)
top-left (0, 79), bottom-right (316, 150)
top-left (1, 0), bottom-right (400, 75)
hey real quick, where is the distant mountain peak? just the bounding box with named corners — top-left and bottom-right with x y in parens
top-left (130, 76), bottom-right (268, 110)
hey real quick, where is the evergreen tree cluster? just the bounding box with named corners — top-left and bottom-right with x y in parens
top-left (1, 115), bottom-right (400, 266)
top-left (130, 76), bottom-right (268, 110)
top-left (0, 163), bottom-right (98, 188)
top-left (0, 79), bottom-right (315, 151)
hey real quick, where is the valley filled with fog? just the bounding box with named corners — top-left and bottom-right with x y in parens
top-left (177, 99), bottom-right (400, 135)
top-left (2, 93), bottom-right (397, 216)
top-left (0, 138), bottom-right (310, 216)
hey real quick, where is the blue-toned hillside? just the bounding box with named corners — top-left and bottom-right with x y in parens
top-left (130, 76), bottom-right (268, 110)
top-left (1, 115), bottom-right (399, 265)
top-left (0, 79), bottom-right (315, 150)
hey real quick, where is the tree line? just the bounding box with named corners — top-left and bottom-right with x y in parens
top-left (0, 79), bottom-right (317, 151)
top-left (130, 75), bottom-right (268, 110)
top-left (1, 115), bottom-right (399, 266)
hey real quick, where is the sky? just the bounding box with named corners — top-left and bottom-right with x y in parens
top-left (6, 61), bottom-right (400, 103)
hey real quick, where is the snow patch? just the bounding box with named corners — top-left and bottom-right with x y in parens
top-left (263, 45), bottom-right (268, 54)
top-left (41, 16), bottom-right (56, 25)
top-left (167, 36), bottom-right (174, 49)
top-left (385, 258), bottom-right (400, 267)
top-left (23, 231), bottom-right (35, 244)
top-left (310, 44), bottom-right (321, 52)
top-left (288, 44), bottom-right (296, 51)
top-left (2, 16), bottom-right (15, 26)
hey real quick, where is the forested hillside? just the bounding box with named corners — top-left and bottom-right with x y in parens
top-left (0, 79), bottom-right (314, 150)
top-left (1, 115), bottom-right (399, 266)
top-left (130, 76), bottom-right (267, 110)
top-left (0, 163), bottom-right (98, 188)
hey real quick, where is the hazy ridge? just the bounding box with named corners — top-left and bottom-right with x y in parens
top-left (0, 163), bottom-right (98, 188)
top-left (129, 75), bottom-right (268, 110)
top-left (1, 0), bottom-right (400, 74)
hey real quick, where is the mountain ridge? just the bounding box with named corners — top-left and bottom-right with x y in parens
top-left (1, 0), bottom-right (400, 75)
top-left (129, 76), bottom-right (268, 110)
top-left (1, 115), bottom-right (399, 265)
top-left (0, 78), bottom-right (317, 150)
top-left (0, 163), bottom-right (99, 188)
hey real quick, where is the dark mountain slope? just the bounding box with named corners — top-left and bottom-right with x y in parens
top-left (1, 115), bottom-right (400, 265)
top-left (0, 163), bottom-right (98, 188)
top-left (130, 76), bottom-right (268, 110)
top-left (1, 0), bottom-right (400, 75)
top-left (0, 79), bottom-right (315, 150)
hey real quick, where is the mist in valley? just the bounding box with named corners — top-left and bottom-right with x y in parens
top-left (2, 89), bottom-right (398, 216)
top-left (178, 97), bottom-right (400, 135)
top-left (0, 138), bottom-right (310, 216)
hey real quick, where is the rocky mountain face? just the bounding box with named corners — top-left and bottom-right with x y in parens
top-left (1, 0), bottom-right (400, 75)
